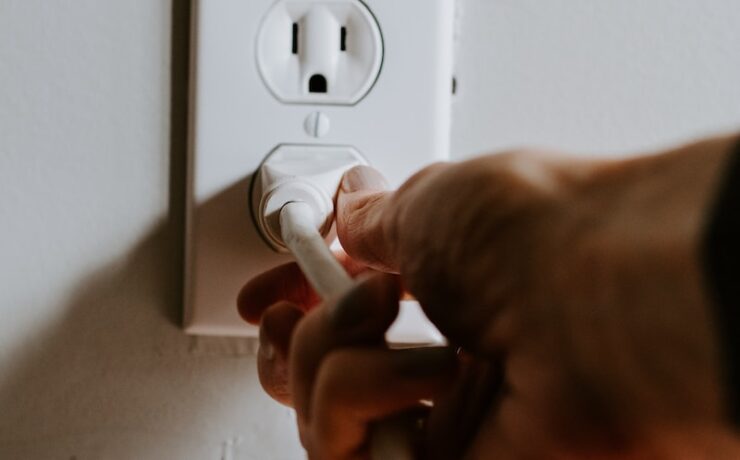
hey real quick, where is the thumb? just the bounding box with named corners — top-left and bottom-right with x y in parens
top-left (336, 165), bottom-right (400, 272)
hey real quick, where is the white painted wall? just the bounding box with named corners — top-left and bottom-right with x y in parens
top-left (452, 0), bottom-right (740, 157)
top-left (0, 1), bottom-right (302, 458)
top-left (1, 0), bottom-right (739, 458)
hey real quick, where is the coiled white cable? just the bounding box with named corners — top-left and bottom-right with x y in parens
top-left (279, 201), bottom-right (416, 460)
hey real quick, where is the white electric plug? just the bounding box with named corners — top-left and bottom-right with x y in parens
top-left (257, 0), bottom-right (383, 105)
top-left (252, 144), bottom-right (367, 251)
top-left (252, 145), bottom-right (446, 347)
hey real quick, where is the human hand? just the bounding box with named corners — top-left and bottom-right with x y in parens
top-left (240, 134), bottom-right (740, 458)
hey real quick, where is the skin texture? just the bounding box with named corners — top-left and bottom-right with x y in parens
top-left (238, 133), bottom-right (740, 459)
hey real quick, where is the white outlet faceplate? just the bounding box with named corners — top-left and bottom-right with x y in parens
top-left (186, 0), bottom-right (455, 336)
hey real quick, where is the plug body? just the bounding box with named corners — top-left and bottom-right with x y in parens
top-left (252, 144), bottom-right (366, 251)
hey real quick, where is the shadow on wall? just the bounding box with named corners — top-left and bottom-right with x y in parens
top-left (0, 197), bottom-right (273, 458)
top-left (0, 2), bottom-right (300, 458)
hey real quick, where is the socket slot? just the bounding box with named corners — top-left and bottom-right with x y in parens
top-left (291, 22), bottom-right (299, 54)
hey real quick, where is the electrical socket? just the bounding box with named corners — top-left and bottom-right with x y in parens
top-left (257, 0), bottom-right (383, 105)
top-left (186, 0), bottom-right (455, 336)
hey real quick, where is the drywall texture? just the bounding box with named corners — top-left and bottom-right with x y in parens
top-left (1, 0), bottom-right (739, 458)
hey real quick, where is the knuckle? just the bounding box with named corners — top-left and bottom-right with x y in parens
top-left (490, 150), bottom-right (565, 196)
top-left (397, 161), bottom-right (448, 195)
top-left (344, 193), bottom-right (384, 234)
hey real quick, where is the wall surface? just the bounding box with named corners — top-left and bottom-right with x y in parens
top-left (452, 0), bottom-right (740, 157)
top-left (1, 0), bottom-right (739, 458)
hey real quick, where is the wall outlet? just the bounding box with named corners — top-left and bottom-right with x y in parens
top-left (186, 0), bottom-right (455, 336)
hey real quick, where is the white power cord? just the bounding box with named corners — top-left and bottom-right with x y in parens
top-left (278, 200), bottom-right (416, 460)
top-left (279, 201), bottom-right (353, 299)
top-left (255, 147), bottom-right (442, 459)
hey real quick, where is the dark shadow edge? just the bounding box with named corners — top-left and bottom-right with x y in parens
top-left (166, 0), bottom-right (192, 326)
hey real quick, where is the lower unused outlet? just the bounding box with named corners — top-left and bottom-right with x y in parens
top-left (257, 0), bottom-right (384, 105)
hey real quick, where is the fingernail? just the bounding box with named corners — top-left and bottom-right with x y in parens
top-left (341, 165), bottom-right (388, 193)
top-left (260, 342), bottom-right (275, 361)
top-left (396, 347), bottom-right (457, 379)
